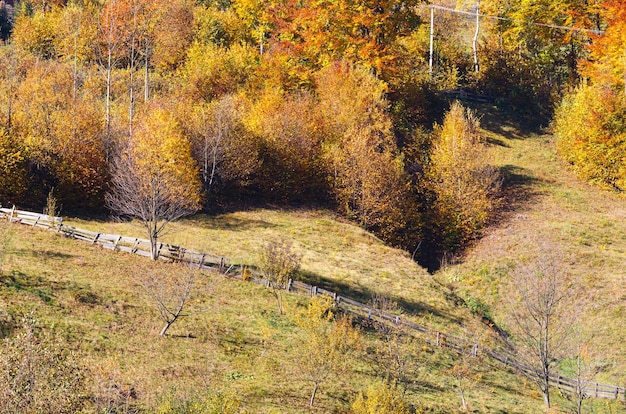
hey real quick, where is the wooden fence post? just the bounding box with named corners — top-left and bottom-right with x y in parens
top-left (113, 235), bottom-right (122, 251)
top-left (436, 332), bottom-right (440, 347)
top-left (286, 279), bottom-right (293, 292)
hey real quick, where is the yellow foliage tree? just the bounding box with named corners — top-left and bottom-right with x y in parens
top-left (243, 88), bottom-right (326, 200)
top-left (106, 105), bottom-right (202, 260)
top-left (12, 7), bottom-right (57, 59)
top-left (426, 101), bottom-right (500, 253)
top-left (0, 128), bottom-right (29, 206)
top-left (554, 1), bottom-right (626, 192)
top-left (316, 62), bottom-right (419, 245)
top-left (554, 84), bottom-right (626, 192)
top-left (178, 95), bottom-right (261, 208)
top-left (182, 41), bottom-right (258, 102)
top-left (294, 297), bottom-right (361, 408)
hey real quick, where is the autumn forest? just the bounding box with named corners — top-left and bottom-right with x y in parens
top-left (2, 0), bottom-right (624, 269)
top-left (1, 0), bottom-right (626, 411)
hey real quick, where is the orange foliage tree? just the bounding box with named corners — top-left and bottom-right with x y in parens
top-left (555, 0), bottom-right (626, 192)
top-left (269, 0), bottom-right (421, 75)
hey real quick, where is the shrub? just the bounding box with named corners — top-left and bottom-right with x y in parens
top-left (259, 239), bottom-right (301, 314)
top-left (352, 381), bottom-right (412, 414)
top-left (156, 388), bottom-right (241, 414)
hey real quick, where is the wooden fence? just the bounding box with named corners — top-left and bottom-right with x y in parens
top-left (2, 207), bottom-right (624, 402)
top-left (441, 89), bottom-right (494, 103)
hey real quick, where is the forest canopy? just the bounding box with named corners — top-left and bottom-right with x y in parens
top-left (0, 0), bottom-right (618, 266)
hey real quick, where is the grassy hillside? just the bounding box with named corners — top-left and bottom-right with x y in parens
top-left (2, 104), bottom-right (625, 413)
top-left (438, 105), bottom-right (626, 395)
top-left (64, 209), bottom-right (477, 335)
top-left (1, 209), bottom-right (551, 413)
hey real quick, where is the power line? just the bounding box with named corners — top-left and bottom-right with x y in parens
top-left (420, 4), bottom-right (605, 36)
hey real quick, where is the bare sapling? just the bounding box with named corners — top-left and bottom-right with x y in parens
top-left (139, 262), bottom-right (210, 336)
top-left (259, 239), bottom-right (301, 314)
top-left (505, 242), bottom-right (575, 409)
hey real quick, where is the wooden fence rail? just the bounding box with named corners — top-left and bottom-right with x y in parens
top-left (2, 207), bottom-right (624, 402)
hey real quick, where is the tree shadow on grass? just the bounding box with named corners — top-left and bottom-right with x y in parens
top-left (8, 247), bottom-right (74, 260)
top-left (181, 214), bottom-right (278, 232)
top-left (296, 269), bottom-right (461, 326)
top-left (468, 102), bottom-right (548, 140)
top-left (491, 164), bottom-right (544, 226)
top-left (0, 270), bottom-right (57, 303)
top-left (0, 270), bottom-right (102, 308)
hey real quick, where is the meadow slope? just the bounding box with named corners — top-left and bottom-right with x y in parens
top-left (2, 105), bottom-right (625, 412)
top-left (1, 209), bottom-right (547, 412)
top-left (440, 105), bottom-right (626, 392)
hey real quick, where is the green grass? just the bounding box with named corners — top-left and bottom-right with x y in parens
top-left (3, 104), bottom-right (625, 412)
top-left (1, 213), bottom-right (550, 413)
top-left (440, 103), bottom-right (626, 395)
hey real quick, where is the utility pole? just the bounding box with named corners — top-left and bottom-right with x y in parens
top-left (473, 2), bottom-right (480, 72)
top-left (429, 6), bottom-right (434, 77)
